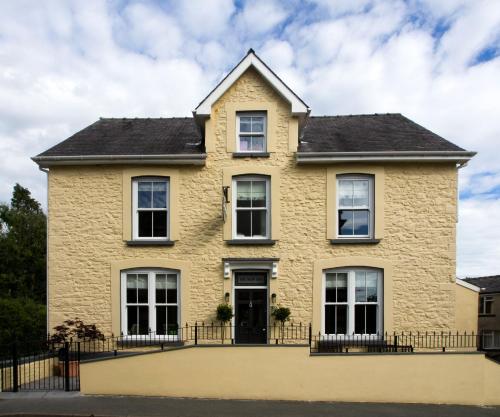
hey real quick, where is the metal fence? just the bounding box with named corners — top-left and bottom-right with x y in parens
top-left (1, 326), bottom-right (497, 392)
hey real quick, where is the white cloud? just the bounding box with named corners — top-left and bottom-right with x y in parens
top-left (0, 0), bottom-right (499, 275)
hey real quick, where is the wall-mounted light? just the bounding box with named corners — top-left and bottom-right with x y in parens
top-left (225, 292), bottom-right (230, 303)
top-left (271, 293), bottom-right (277, 305)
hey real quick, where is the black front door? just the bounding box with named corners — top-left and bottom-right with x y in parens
top-left (235, 288), bottom-right (267, 344)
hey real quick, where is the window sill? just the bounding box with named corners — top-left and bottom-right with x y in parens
top-left (226, 239), bottom-right (276, 246)
top-left (232, 152), bottom-right (270, 158)
top-left (479, 314), bottom-right (496, 318)
top-left (126, 240), bottom-right (175, 246)
top-left (330, 238), bottom-right (380, 245)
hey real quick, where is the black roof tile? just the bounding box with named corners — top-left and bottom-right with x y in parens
top-left (464, 276), bottom-right (500, 294)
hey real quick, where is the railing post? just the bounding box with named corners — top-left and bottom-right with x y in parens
top-left (12, 342), bottom-right (18, 393)
top-left (194, 322), bottom-right (198, 346)
top-left (64, 342), bottom-right (70, 392)
top-left (394, 335), bottom-right (398, 352)
top-left (308, 323), bottom-right (312, 347)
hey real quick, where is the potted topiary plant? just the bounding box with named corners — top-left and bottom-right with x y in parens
top-left (271, 306), bottom-right (291, 343)
top-left (216, 304), bottom-right (233, 343)
top-left (51, 318), bottom-right (105, 376)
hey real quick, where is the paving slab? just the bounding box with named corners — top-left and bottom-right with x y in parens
top-left (0, 393), bottom-right (499, 417)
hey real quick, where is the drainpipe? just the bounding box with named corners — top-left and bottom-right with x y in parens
top-left (38, 166), bottom-right (49, 337)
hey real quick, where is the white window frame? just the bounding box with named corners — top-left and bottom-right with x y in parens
top-left (120, 269), bottom-right (180, 340)
top-left (236, 112), bottom-right (267, 153)
top-left (336, 175), bottom-right (374, 239)
top-left (322, 268), bottom-right (383, 337)
top-left (232, 175), bottom-right (270, 239)
top-left (132, 177), bottom-right (169, 241)
top-left (479, 295), bottom-right (494, 315)
top-left (482, 330), bottom-right (500, 349)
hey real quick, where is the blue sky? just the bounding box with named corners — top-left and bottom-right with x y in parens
top-left (0, 0), bottom-right (499, 276)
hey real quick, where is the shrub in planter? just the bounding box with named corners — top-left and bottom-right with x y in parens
top-left (216, 304), bottom-right (233, 343)
top-left (271, 306), bottom-right (291, 343)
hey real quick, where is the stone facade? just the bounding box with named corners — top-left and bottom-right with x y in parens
top-left (47, 68), bottom-right (462, 335)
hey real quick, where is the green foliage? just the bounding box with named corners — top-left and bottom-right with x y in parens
top-left (271, 306), bottom-right (291, 324)
top-left (0, 184), bottom-right (47, 344)
top-left (0, 297), bottom-right (46, 345)
top-left (216, 303), bottom-right (233, 324)
top-left (50, 318), bottom-right (105, 343)
top-left (0, 184), bottom-right (46, 303)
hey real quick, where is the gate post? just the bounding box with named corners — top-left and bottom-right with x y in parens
top-left (12, 342), bottom-right (18, 393)
top-left (64, 342), bottom-right (70, 392)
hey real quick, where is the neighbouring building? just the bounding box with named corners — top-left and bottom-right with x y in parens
top-left (33, 49), bottom-right (478, 343)
top-left (464, 275), bottom-right (500, 349)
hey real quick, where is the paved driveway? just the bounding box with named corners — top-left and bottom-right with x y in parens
top-left (0, 393), bottom-right (499, 417)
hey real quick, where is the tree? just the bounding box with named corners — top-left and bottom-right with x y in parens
top-left (0, 184), bottom-right (46, 302)
top-left (0, 184), bottom-right (47, 342)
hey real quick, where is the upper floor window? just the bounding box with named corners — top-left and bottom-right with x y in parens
top-left (237, 112), bottom-right (266, 152)
top-left (324, 268), bottom-right (383, 336)
top-left (132, 177), bottom-right (169, 240)
top-left (232, 176), bottom-right (270, 239)
top-left (479, 295), bottom-right (493, 315)
top-left (337, 175), bottom-right (374, 238)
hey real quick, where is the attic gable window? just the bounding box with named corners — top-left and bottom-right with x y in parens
top-left (237, 112), bottom-right (266, 152)
top-left (132, 177), bottom-right (169, 240)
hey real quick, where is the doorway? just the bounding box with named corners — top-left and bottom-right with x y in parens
top-left (234, 271), bottom-right (268, 344)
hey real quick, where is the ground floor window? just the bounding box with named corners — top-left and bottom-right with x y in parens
top-left (482, 330), bottom-right (500, 349)
top-left (323, 268), bottom-right (383, 335)
top-left (121, 269), bottom-right (179, 337)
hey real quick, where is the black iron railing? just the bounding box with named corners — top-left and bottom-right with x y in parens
top-left (310, 331), bottom-right (484, 354)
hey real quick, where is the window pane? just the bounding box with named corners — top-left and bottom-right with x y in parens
top-left (353, 210), bottom-right (369, 235)
top-left (156, 274), bottom-right (166, 304)
top-left (251, 117), bottom-right (264, 132)
top-left (153, 211), bottom-right (167, 237)
top-left (127, 306), bottom-right (138, 335)
top-left (236, 210), bottom-right (251, 237)
top-left (325, 305), bottom-right (335, 334)
top-left (366, 305), bottom-right (377, 334)
top-left (156, 306), bottom-right (166, 335)
top-left (239, 136), bottom-right (251, 151)
top-left (167, 306), bottom-right (178, 335)
top-left (236, 181), bottom-right (251, 207)
top-left (366, 272), bottom-right (378, 302)
top-left (139, 306), bottom-right (149, 335)
top-left (138, 182), bottom-right (152, 208)
top-left (167, 274), bottom-right (177, 303)
top-left (252, 181), bottom-right (266, 207)
top-left (339, 210), bottom-right (353, 235)
top-left (353, 180), bottom-right (369, 207)
top-left (336, 273), bottom-right (348, 302)
top-left (137, 274), bottom-right (148, 303)
top-left (355, 272), bottom-right (366, 302)
top-left (126, 274), bottom-right (137, 303)
top-left (251, 135), bottom-right (265, 151)
top-left (336, 305), bottom-right (347, 334)
top-left (239, 117), bottom-right (251, 132)
top-left (325, 274), bottom-right (335, 302)
top-left (138, 211), bottom-right (153, 237)
top-left (338, 180), bottom-right (353, 207)
top-left (355, 305), bottom-right (365, 334)
top-left (152, 182), bottom-right (167, 208)
top-left (252, 210), bottom-right (267, 237)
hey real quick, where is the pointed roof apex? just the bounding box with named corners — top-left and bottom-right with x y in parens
top-left (194, 50), bottom-right (309, 117)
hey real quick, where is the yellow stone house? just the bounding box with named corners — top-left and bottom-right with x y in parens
top-left (33, 49), bottom-right (478, 345)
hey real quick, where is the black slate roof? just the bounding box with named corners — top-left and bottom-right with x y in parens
top-left (35, 118), bottom-right (203, 158)
top-left (298, 113), bottom-right (465, 153)
top-left (34, 113), bottom-right (470, 160)
top-left (464, 276), bottom-right (500, 294)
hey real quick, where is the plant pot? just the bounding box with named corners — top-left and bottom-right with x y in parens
top-left (58, 360), bottom-right (79, 377)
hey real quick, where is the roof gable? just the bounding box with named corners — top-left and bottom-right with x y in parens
top-left (194, 49), bottom-right (309, 116)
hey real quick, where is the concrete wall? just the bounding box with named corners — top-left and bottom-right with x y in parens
top-left (47, 67), bottom-right (462, 335)
top-left (80, 346), bottom-right (500, 405)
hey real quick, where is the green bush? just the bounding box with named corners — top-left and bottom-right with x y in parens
top-left (216, 304), bottom-right (233, 324)
top-left (271, 306), bottom-right (291, 324)
top-left (0, 297), bottom-right (46, 346)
